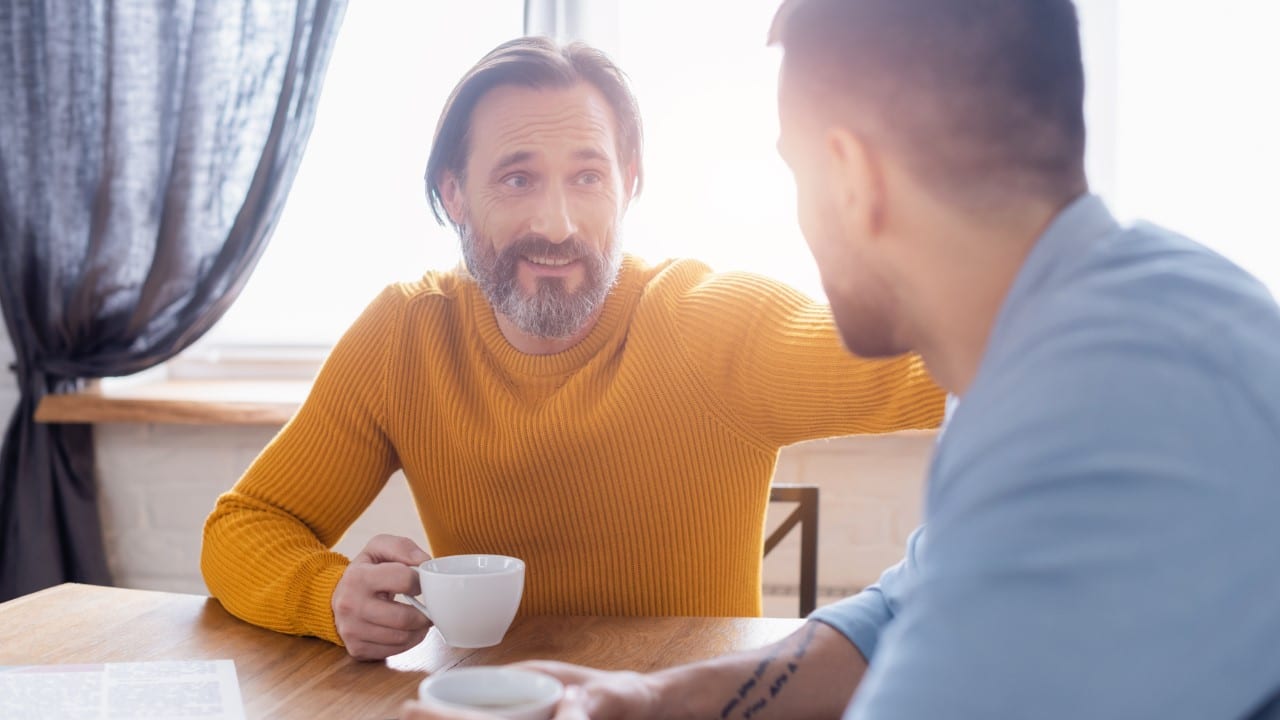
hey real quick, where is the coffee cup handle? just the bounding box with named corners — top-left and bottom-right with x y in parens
top-left (399, 593), bottom-right (432, 620)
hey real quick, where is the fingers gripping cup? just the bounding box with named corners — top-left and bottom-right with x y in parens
top-left (402, 554), bottom-right (525, 648)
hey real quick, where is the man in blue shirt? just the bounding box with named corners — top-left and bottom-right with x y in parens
top-left (402, 0), bottom-right (1280, 718)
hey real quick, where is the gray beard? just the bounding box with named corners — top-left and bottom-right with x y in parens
top-left (461, 227), bottom-right (623, 340)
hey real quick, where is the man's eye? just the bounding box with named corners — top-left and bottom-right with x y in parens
top-left (503, 175), bottom-right (529, 188)
top-left (577, 172), bottom-right (602, 185)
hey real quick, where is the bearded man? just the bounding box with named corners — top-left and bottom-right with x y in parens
top-left (200, 37), bottom-right (943, 661)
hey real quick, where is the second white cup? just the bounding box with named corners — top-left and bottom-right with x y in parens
top-left (418, 667), bottom-right (562, 720)
top-left (403, 554), bottom-right (525, 648)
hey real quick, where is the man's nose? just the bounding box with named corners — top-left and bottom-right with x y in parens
top-left (529, 185), bottom-right (578, 243)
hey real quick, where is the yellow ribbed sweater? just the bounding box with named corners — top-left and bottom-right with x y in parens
top-left (201, 256), bottom-right (944, 645)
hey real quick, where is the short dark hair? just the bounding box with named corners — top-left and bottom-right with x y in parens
top-left (424, 36), bottom-right (644, 229)
top-left (770, 0), bottom-right (1087, 206)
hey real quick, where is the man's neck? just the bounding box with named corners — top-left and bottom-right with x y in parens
top-left (909, 198), bottom-right (1069, 396)
top-left (495, 308), bottom-right (603, 355)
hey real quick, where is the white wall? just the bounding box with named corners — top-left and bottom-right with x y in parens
top-left (93, 424), bottom-right (932, 617)
top-left (94, 422), bottom-right (431, 594)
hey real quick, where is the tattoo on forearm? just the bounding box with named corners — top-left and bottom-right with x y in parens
top-left (718, 622), bottom-right (821, 719)
top-left (768, 671), bottom-right (789, 697)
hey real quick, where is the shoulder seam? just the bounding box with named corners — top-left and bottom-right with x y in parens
top-left (662, 269), bottom-right (780, 454)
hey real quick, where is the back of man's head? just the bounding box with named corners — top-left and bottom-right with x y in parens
top-left (770, 0), bottom-right (1087, 209)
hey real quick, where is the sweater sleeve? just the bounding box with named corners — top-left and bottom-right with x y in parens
top-left (200, 286), bottom-right (405, 644)
top-left (673, 270), bottom-right (944, 447)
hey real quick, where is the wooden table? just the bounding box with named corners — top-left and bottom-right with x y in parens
top-left (0, 584), bottom-right (804, 719)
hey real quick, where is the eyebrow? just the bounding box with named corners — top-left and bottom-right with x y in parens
top-left (493, 150), bottom-right (535, 174)
top-left (572, 147), bottom-right (611, 164)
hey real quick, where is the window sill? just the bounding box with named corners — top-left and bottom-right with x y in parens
top-left (34, 379), bottom-right (307, 426)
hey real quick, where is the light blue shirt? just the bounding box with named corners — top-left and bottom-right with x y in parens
top-left (811, 195), bottom-right (1280, 719)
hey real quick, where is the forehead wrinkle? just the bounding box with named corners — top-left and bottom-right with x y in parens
top-left (488, 113), bottom-right (615, 154)
top-left (471, 86), bottom-right (617, 151)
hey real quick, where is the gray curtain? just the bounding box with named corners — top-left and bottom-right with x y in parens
top-left (0, 0), bottom-right (346, 601)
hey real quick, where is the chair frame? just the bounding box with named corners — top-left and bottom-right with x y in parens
top-left (765, 483), bottom-right (819, 616)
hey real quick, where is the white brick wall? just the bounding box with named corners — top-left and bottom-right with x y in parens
top-left (94, 423), bottom-right (433, 595)
top-left (95, 422), bottom-right (932, 617)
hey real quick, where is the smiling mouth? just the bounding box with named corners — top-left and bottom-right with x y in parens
top-left (524, 255), bottom-right (577, 267)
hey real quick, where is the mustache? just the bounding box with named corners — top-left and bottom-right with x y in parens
top-left (499, 235), bottom-right (592, 263)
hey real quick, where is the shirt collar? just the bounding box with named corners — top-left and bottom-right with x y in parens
top-left (986, 193), bottom-right (1120, 352)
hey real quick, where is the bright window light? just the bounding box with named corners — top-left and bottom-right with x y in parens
top-left (609, 0), bottom-right (824, 301)
top-left (200, 0), bottom-right (1279, 350)
top-left (201, 1), bottom-right (523, 347)
top-left (1110, 0), bottom-right (1280, 293)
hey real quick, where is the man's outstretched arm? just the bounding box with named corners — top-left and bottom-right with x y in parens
top-left (399, 621), bottom-right (867, 720)
top-left (521, 620), bottom-right (866, 720)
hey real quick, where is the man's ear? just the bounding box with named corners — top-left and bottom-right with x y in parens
top-left (439, 170), bottom-right (466, 226)
top-left (824, 126), bottom-right (885, 237)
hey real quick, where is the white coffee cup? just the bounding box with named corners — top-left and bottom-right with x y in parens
top-left (402, 554), bottom-right (525, 648)
top-left (418, 667), bottom-right (562, 720)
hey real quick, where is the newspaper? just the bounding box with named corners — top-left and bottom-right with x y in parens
top-left (0, 660), bottom-right (245, 719)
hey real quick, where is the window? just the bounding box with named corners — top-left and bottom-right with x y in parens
top-left (198, 1), bottom-right (524, 348)
top-left (197, 0), bottom-right (1280, 353)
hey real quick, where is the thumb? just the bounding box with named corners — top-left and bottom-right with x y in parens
top-left (553, 686), bottom-right (591, 720)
